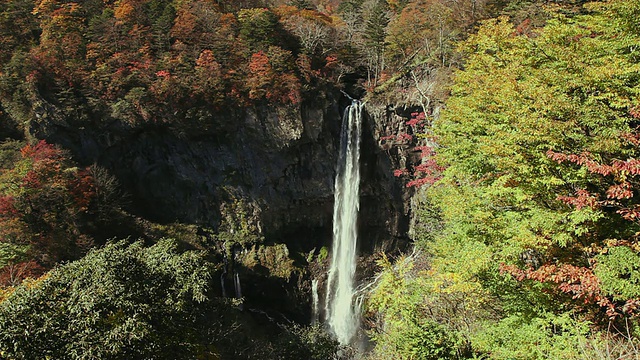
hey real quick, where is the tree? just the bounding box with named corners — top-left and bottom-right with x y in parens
top-left (0, 0), bottom-right (40, 65)
top-left (377, 0), bottom-right (640, 357)
top-left (366, 252), bottom-right (463, 359)
top-left (0, 238), bottom-right (341, 359)
top-left (277, 6), bottom-right (334, 56)
top-left (289, 0), bottom-right (315, 9)
top-left (0, 141), bottom-right (98, 285)
top-left (437, 11), bottom-right (638, 241)
top-left (0, 239), bottom-right (223, 359)
top-left (362, 0), bottom-right (389, 86)
top-left (32, 0), bottom-right (88, 83)
top-left (238, 7), bottom-right (281, 52)
top-left (192, 49), bottom-right (225, 106)
top-left (246, 47), bottom-right (302, 104)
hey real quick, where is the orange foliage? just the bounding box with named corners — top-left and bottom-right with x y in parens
top-left (246, 49), bottom-right (301, 104)
top-left (501, 262), bottom-right (640, 318)
top-left (247, 51), bottom-right (272, 100)
top-left (114, 1), bottom-right (136, 22)
top-left (0, 261), bottom-right (44, 287)
top-left (0, 141), bottom-right (98, 284)
top-left (548, 148), bottom-right (640, 223)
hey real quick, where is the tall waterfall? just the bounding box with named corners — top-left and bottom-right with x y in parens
top-left (311, 279), bottom-right (319, 325)
top-left (325, 100), bottom-right (363, 345)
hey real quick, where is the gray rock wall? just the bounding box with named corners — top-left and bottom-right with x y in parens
top-left (29, 90), bottom-right (410, 255)
top-left (17, 87), bottom-right (415, 323)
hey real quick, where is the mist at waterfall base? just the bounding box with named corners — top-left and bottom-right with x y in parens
top-left (323, 100), bottom-right (363, 345)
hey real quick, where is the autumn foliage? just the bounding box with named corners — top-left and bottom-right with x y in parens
top-left (494, 141), bottom-right (640, 320)
top-left (247, 48), bottom-right (302, 104)
top-left (0, 0), bottom-right (345, 133)
top-left (386, 111), bottom-right (444, 187)
top-left (0, 141), bottom-right (97, 286)
top-left (365, 3), bottom-right (640, 357)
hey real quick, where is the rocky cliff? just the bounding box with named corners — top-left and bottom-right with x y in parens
top-left (9, 84), bottom-right (414, 323)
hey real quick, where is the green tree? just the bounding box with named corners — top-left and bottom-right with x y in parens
top-left (0, 239), bottom-right (222, 359)
top-left (434, 6), bottom-right (640, 269)
top-left (238, 8), bottom-right (281, 52)
top-left (0, 238), bottom-right (341, 359)
top-left (362, 0), bottom-right (389, 85)
top-left (379, 0), bottom-right (640, 357)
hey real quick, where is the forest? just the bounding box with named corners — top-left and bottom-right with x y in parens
top-left (1, 0), bottom-right (640, 358)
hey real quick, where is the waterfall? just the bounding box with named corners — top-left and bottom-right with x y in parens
top-left (325, 100), bottom-right (363, 345)
top-left (311, 279), bottom-right (319, 324)
top-left (234, 272), bottom-right (242, 299)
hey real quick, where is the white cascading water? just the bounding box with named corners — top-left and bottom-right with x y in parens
top-left (234, 272), bottom-right (242, 299)
top-left (325, 100), bottom-right (363, 345)
top-left (311, 279), bottom-right (319, 324)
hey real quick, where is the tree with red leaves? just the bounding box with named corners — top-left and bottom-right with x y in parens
top-left (246, 47), bottom-right (302, 104)
top-left (384, 110), bottom-right (444, 188)
top-left (0, 141), bottom-right (97, 286)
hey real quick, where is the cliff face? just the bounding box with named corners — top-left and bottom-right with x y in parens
top-left (18, 86), bottom-right (413, 322)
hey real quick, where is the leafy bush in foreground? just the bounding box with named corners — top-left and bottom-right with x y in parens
top-left (0, 238), bottom-right (223, 359)
top-left (0, 238), bottom-right (341, 359)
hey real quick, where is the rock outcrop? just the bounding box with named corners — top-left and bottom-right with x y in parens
top-left (10, 85), bottom-right (414, 323)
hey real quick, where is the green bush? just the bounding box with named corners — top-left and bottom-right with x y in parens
top-left (471, 313), bottom-right (593, 360)
top-left (0, 238), bottom-right (224, 359)
top-left (595, 246), bottom-right (640, 301)
top-left (0, 237), bottom-right (341, 359)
